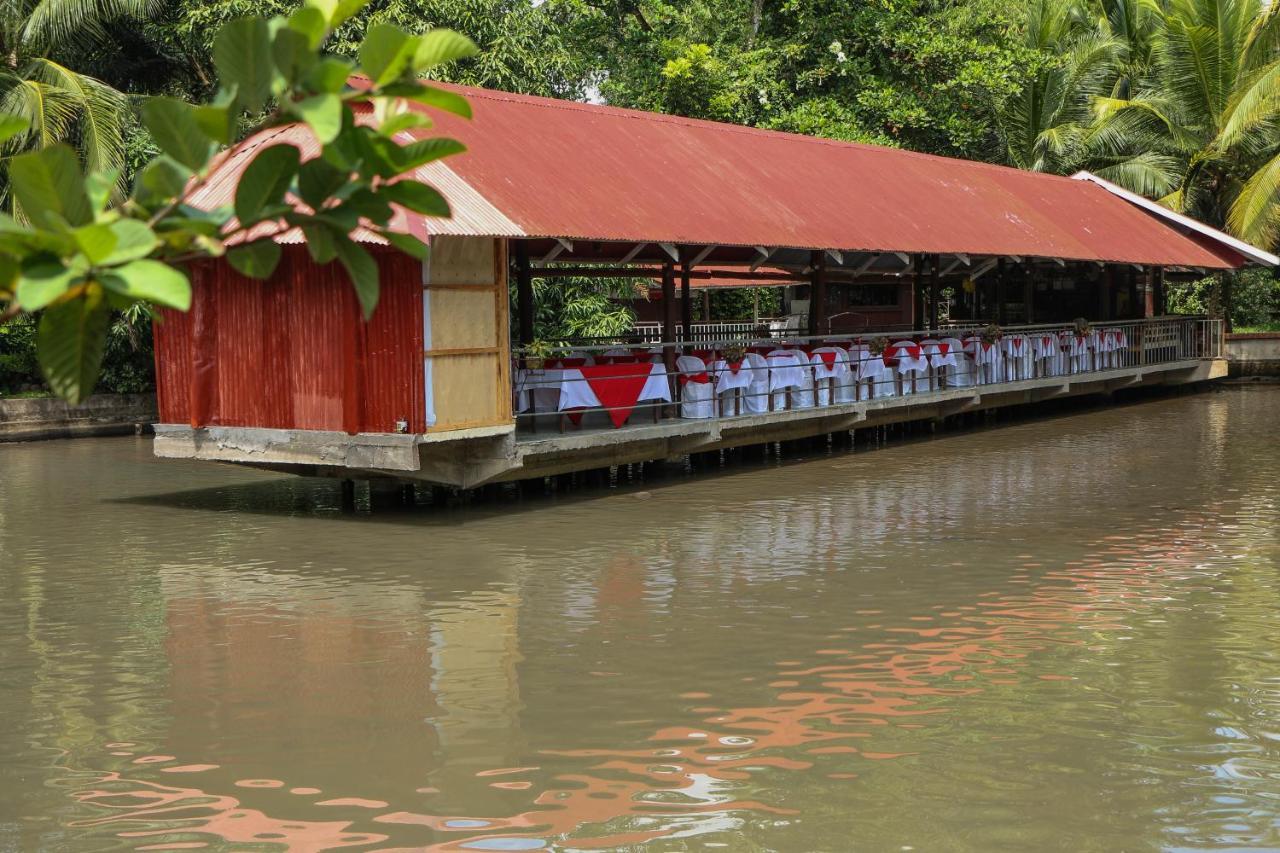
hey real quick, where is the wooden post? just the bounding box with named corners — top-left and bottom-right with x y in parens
top-left (1099, 265), bottom-right (1113, 320)
top-left (808, 250), bottom-right (827, 337)
top-left (928, 253), bottom-right (941, 330)
top-left (514, 240), bottom-right (534, 346)
top-left (1130, 267), bottom-right (1142, 318)
top-left (1153, 267), bottom-right (1166, 317)
top-left (1221, 271), bottom-right (1233, 332)
top-left (661, 261), bottom-right (677, 371)
top-left (913, 253), bottom-right (925, 329)
top-left (1023, 268), bottom-right (1035, 325)
top-left (995, 258), bottom-right (1007, 325)
top-left (680, 261), bottom-right (693, 344)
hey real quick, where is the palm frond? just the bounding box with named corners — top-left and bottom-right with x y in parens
top-left (1090, 150), bottom-right (1183, 196)
top-left (1226, 147), bottom-right (1280, 247)
top-left (26, 58), bottom-right (127, 177)
top-left (20, 0), bottom-right (161, 52)
top-left (1214, 57), bottom-right (1280, 151)
top-left (0, 76), bottom-right (78, 151)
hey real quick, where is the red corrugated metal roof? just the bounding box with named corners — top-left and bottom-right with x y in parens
top-left (195, 81), bottom-right (1260, 269)
top-left (417, 84), bottom-right (1241, 268)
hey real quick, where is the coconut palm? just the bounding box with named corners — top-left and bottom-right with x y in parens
top-left (0, 0), bottom-right (154, 210)
top-left (1090, 0), bottom-right (1280, 247)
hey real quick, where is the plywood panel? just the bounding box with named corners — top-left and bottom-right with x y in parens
top-left (430, 289), bottom-right (497, 351)
top-left (432, 354), bottom-right (503, 428)
top-left (428, 237), bottom-right (496, 285)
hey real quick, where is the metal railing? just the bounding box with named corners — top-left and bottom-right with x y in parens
top-left (512, 316), bottom-right (1223, 434)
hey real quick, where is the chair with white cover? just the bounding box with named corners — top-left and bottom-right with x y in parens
top-left (1002, 333), bottom-right (1033, 381)
top-left (859, 349), bottom-right (897, 398)
top-left (742, 352), bottom-right (771, 414)
top-left (766, 349), bottom-right (811, 410)
top-left (888, 341), bottom-right (929, 395)
top-left (810, 347), bottom-right (849, 406)
top-left (920, 338), bottom-right (958, 390)
top-left (940, 336), bottom-right (974, 387)
top-left (841, 342), bottom-right (871, 401)
top-left (1032, 331), bottom-right (1061, 377)
top-left (964, 335), bottom-right (1003, 384)
top-left (711, 356), bottom-right (754, 416)
top-left (675, 354), bottom-right (715, 419)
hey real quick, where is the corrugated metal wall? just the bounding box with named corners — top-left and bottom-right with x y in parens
top-left (153, 247), bottom-right (425, 434)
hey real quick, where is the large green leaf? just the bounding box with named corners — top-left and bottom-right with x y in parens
top-left (293, 93), bottom-right (342, 143)
top-left (235, 144), bottom-right (301, 226)
top-left (100, 259), bottom-right (192, 309)
top-left (83, 168), bottom-right (119, 213)
top-left (227, 240), bottom-right (283, 278)
top-left (141, 98), bottom-right (215, 172)
top-left (72, 223), bottom-right (118, 264)
top-left (382, 180), bottom-right (450, 216)
top-left (378, 229), bottom-right (429, 260)
top-left (37, 285), bottom-right (110, 405)
top-left (16, 260), bottom-right (79, 310)
top-left (273, 27), bottom-right (316, 84)
top-left (301, 222), bottom-right (339, 263)
top-left (396, 137), bottom-right (465, 170)
top-left (136, 156), bottom-right (192, 204)
top-left (307, 57), bottom-right (354, 93)
top-left (287, 5), bottom-right (327, 49)
top-left (360, 24), bottom-right (416, 85)
top-left (102, 220), bottom-right (160, 264)
top-left (392, 84), bottom-right (472, 119)
top-left (333, 236), bottom-right (379, 317)
top-left (214, 18), bottom-right (275, 112)
top-left (297, 157), bottom-right (349, 209)
top-left (9, 145), bottom-right (93, 228)
top-left (412, 30), bottom-right (478, 70)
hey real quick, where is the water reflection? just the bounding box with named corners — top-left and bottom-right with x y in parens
top-left (1, 389), bottom-right (1278, 850)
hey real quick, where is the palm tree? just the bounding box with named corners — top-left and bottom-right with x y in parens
top-left (1090, 0), bottom-right (1280, 247)
top-left (0, 0), bottom-right (154, 210)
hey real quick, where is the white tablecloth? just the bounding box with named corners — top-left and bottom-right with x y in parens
top-left (516, 363), bottom-right (671, 413)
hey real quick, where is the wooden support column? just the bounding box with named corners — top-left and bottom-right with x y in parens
top-left (680, 262), bottom-right (693, 344)
top-left (1023, 269), bottom-right (1035, 325)
top-left (1130, 267), bottom-right (1142, 318)
top-left (661, 261), bottom-right (677, 371)
top-left (995, 258), bottom-right (1007, 325)
top-left (913, 253), bottom-right (925, 329)
top-left (1221, 271), bottom-right (1233, 332)
top-left (808, 250), bottom-right (827, 336)
top-left (1099, 265), bottom-right (1113, 320)
top-left (514, 241), bottom-right (534, 346)
top-left (1153, 267), bottom-right (1166, 317)
top-left (928, 254), bottom-right (941, 330)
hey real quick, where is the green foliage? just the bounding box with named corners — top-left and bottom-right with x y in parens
top-left (0, 0), bottom-right (474, 402)
top-left (1169, 268), bottom-right (1280, 327)
top-left (571, 0), bottom-right (1040, 159)
top-left (996, 0), bottom-right (1280, 249)
top-left (525, 276), bottom-right (638, 343)
top-left (708, 287), bottom-right (781, 322)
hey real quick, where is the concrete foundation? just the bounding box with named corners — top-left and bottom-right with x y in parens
top-left (153, 358), bottom-right (1227, 487)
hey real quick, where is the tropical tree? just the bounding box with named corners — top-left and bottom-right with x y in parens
top-left (0, 0), bottom-right (155, 211)
top-left (1087, 0), bottom-right (1280, 246)
top-left (0, 0), bottom-right (478, 402)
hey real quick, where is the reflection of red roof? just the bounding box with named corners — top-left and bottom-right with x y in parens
top-left (195, 81), bottom-right (1267, 269)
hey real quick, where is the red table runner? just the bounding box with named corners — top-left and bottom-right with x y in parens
top-left (576, 362), bottom-right (657, 428)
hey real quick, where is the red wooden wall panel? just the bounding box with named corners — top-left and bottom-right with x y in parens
top-left (153, 246), bottom-right (425, 434)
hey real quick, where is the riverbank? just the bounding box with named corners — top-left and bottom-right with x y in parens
top-left (1226, 332), bottom-right (1280, 379)
top-left (0, 393), bottom-right (157, 442)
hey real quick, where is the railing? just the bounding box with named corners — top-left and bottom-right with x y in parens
top-left (631, 320), bottom-right (787, 343)
top-left (513, 316), bottom-right (1223, 435)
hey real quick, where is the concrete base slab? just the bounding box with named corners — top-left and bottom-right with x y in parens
top-left (154, 358), bottom-right (1227, 486)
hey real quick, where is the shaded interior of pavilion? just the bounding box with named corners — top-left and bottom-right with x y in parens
top-left (508, 238), bottom-right (1219, 433)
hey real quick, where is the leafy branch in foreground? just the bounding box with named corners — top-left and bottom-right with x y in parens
top-left (0, 0), bottom-right (477, 403)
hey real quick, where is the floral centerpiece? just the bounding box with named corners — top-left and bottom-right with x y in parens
top-left (868, 336), bottom-right (890, 356)
top-left (1073, 317), bottom-right (1092, 337)
top-left (981, 324), bottom-right (1002, 346)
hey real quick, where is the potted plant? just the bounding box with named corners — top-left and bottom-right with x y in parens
top-left (525, 339), bottom-right (554, 370)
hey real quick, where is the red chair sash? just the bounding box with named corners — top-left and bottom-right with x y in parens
top-left (816, 350), bottom-right (838, 368)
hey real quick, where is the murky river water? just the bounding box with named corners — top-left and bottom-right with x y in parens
top-left (2, 388), bottom-right (1278, 852)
